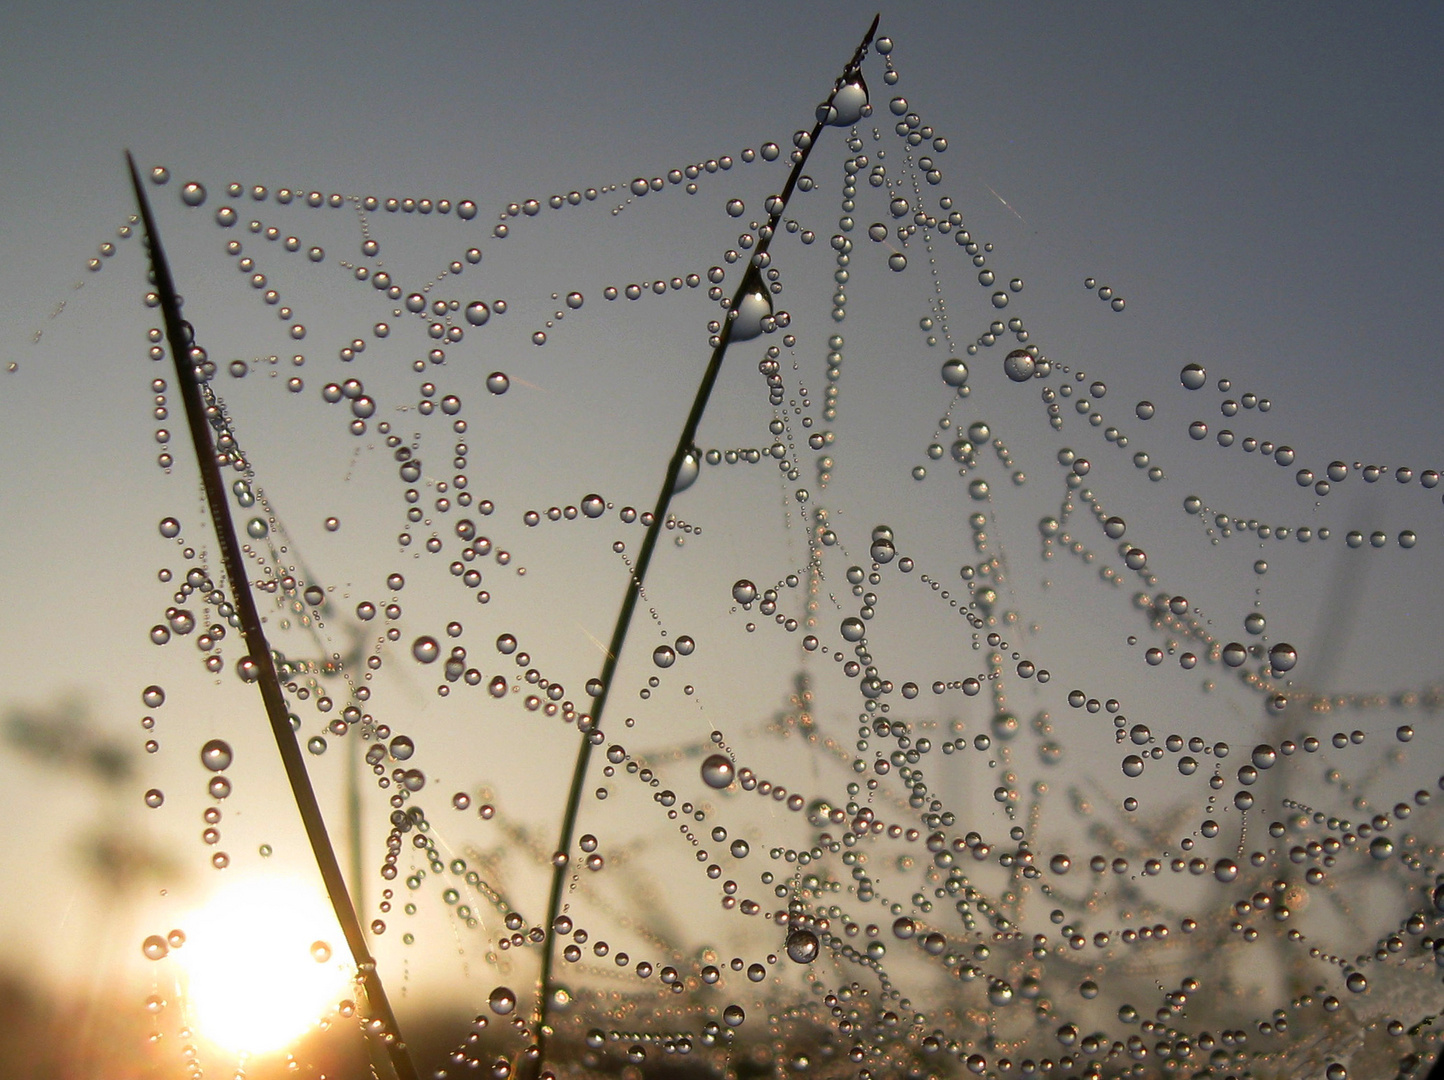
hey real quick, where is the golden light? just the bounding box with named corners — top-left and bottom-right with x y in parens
top-left (177, 875), bottom-right (353, 1056)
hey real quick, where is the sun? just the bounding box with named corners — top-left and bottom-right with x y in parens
top-left (176, 874), bottom-right (354, 1056)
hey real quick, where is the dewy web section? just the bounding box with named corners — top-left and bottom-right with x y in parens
top-left (61, 16), bottom-right (1444, 1080)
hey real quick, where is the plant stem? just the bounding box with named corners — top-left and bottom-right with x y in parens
top-left (125, 153), bottom-right (420, 1080)
top-left (528, 15), bottom-right (880, 1076)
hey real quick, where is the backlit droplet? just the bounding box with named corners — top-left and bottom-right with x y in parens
top-left (785, 928), bottom-right (820, 963)
top-left (181, 182), bottom-right (206, 207)
top-left (581, 494), bottom-right (605, 518)
top-left (413, 636), bottom-right (440, 663)
top-left (652, 645), bottom-right (676, 668)
top-left (200, 739), bottom-right (232, 772)
top-left (940, 358), bottom-right (968, 387)
top-left (700, 754), bottom-right (735, 789)
top-left (1003, 349), bottom-right (1035, 382)
top-left (674, 448), bottom-right (701, 492)
top-left (1268, 642), bottom-right (1297, 672)
top-left (730, 288), bottom-right (772, 342)
top-left (1180, 363), bottom-right (1207, 390)
top-left (144, 788), bottom-right (165, 808)
top-left (142, 935), bottom-right (169, 960)
top-left (489, 986), bottom-right (517, 1015)
top-left (465, 302), bottom-right (491, 326)
top-left (487, 371), bottom-right (509, 394)
top-left (827, 72), bottom-right (869, 126)
top-left (723, 1004), bottom-right (745, 1027)
top-left (732, 579), bottom-right (758, 605)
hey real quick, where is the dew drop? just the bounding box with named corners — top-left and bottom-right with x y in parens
top-left (700, 754), bottom-right (735, 789)
top-left (1003, 349), bottom-right (1035, 382)
top-left (200, 739), bottom-right (232, 772)
top-left (413, 636), bottom-right (440, 663)
top-left (785, 928), bottom-right (820, 963)
top-left (940, 359), bottom-right (968, 387)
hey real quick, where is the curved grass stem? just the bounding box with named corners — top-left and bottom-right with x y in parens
top-left (528, 15), bottom-right (880, 1077)
top-left (125, 153), bottom-right (419, 1080)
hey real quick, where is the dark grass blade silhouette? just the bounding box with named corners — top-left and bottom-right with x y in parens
top-left (527, 14), bottom-right (881, 1078)
top-left (125, 153), bottom-right (420, 1080)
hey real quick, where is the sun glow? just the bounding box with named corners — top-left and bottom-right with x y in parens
top-left (177, 875), bottom-right (353, 1056)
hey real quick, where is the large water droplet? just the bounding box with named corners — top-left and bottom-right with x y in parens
top-left (785, 928), bottom-right (820, 963)
top-left (730, 288), bottom-right (772, 342)
top-left (826, 72), bottom-right (869, 126)
top-left (200, 739), bottom-right (232, 772)
top-left (700, 754), bottom-right (735, 789)
top-left (1003, 349), bottom-right (1035, 382)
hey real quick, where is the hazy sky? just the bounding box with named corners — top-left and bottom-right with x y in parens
top-left (2, 2), bottom-right (1442, 1070)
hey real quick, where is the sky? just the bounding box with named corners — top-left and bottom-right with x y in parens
top-left (2, 1), bottom-right (1443, 1074)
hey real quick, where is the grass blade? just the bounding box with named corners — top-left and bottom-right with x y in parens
top-left (124, 152), bottom-right (420, 1080)
top-left (528, 14), bottom-right (881, 1076)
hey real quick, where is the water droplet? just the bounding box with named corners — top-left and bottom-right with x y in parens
top-left (653, 645), bottom-right (676, 668)
top-left (181, 182), bottom-right (206, 207)
top-left (247, 517), bottom-right (269, 539)
top-left (674, 448), bottom-right (701, 493)
top-left (723, 1004), bottom-right (745, 1027)
top-left (200, 739), bottom-right (232, 772)
top-left (581, 494), bottom-right (605, 518)
top-left (940, 359), bottom-right (968, 387)
top-left (143, 685), bottom-right (166, 708)
top-left (1268, 642), bottom-right (1297, 672)
top-left (488, 986), bottom-right (517, 1015)
top-left (1003, 349), bottom-right (1035, 382)
top-left (785, 928), bottom-right (819, 963)
top-left (1214, 859), bottom-right (1239, 883)
top-left (732, 580), bottom-right (758, 605)
top-left (413, 636), bottom-right (440, 663)
top-left (827, 72), bottom-right (869, 126)
top-left (465, 302), bottom-right (491, 326)
top-left (487, 371), bottom-right (509, 394)
top-left (700, 754), bottom-right (735, 789)
top-left (144, 788), bottom-right (164, 808)
top-left (310, 941), bottom-right (332, 963)
top-left (142, 935), bottom-right (169, 960)
top-left (730, 287), bottom-right (772, 342)
top-left (1180, 364), bottom-right (1207, 390)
